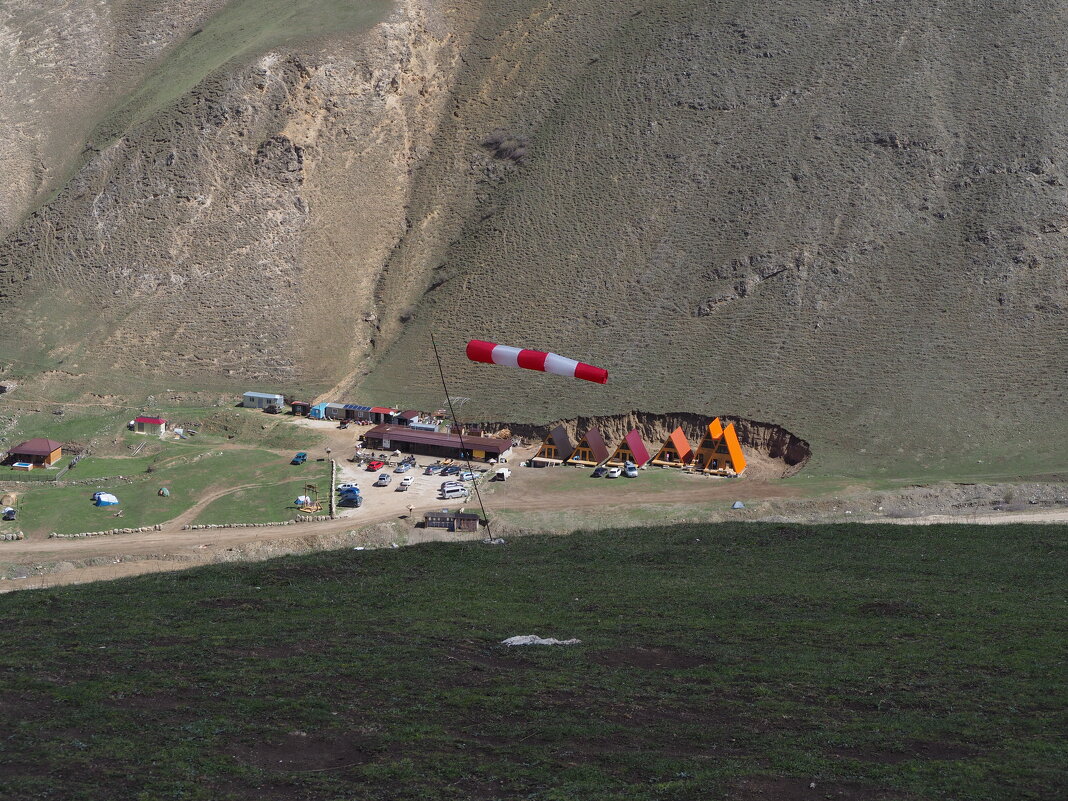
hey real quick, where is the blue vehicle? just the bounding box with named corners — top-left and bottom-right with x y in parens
top-left (441, 465), bottom-right (460, 476)
top-left (338, 486), bottom-right (363, 507)
top-left (291, 452), bottom-right (308, 465)
top-left (394, 463), bottom-right (412, 474)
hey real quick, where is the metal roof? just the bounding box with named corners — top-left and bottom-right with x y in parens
top-left (579, 427), bottom-right (611, 462)
top-left (362, 424), bottom-right (512, 454)
top-left (397, 410), bottom-right (420, 419)
top-left (135, 417), bottom-right (166, 425)
top-left (370, 407), bottom-right (396, 415)
top-left (243, 391), bottom-right (283, 399)
top-left (10, 438), bottom-right (63, 456)
top-left (620, 430), bottom-right (652, 466)
top-left (325, 402), bottom-right (346, 409)
top-left (547, 425), bottom-right (575, 459)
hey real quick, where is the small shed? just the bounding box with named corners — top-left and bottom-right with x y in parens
top-left (6, 438), bottom-right (63, 467)
top-left (608, 429), bottom-right (652, 467)
top-left (290, 401), bottom-right (311, 416)
top-left (243, 391), bottom-right (285, 410)
top-left (309, 402), bottom-right (329, 419)
top-left (424, 510), bottom-right (481, 532)
top-left (532, 425), bottom-right (575, 466)
top-left (342, 404), bottom-right (373, 422)
top-left (134, 416), bottom-right (167, 436)
top-left (396, 410), bottom-right (421, 426)
top-left (651, 427), bottom-right (694, 467)
top-left (369, 406), bottom-right (397, 425)
top-left (567, 427), bottom-right (612, 466)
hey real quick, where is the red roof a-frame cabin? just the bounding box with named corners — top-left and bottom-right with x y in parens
top-left (607, 429), bottom-right (652, 467)
top-left (567, 427), bottom-right (612, 466)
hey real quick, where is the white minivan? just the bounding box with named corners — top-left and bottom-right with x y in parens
top-left (440, 485), bottom-right (469, 499)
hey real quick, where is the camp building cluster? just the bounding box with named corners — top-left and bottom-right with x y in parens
top-left (243, 391), bottom-right (745, 475)
top-left (253, 392), bottom-right (515, 463)
top-left (533, 418), bottom-right (747, 475)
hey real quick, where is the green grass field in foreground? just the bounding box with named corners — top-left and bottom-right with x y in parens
top-left (0, 523), bottom-right (1064, 800)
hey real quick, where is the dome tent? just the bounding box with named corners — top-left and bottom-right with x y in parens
top-left (93, 492), bottom-right (119, 506)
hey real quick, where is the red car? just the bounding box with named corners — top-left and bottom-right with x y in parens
top-left (366, 460), bottom-right (385, 471)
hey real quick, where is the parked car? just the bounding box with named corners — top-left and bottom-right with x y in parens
top-left (440, 485), bottom-right (469, 499)
top-left (606, 466), bottom-right (622, 478)
top-left (291, 452), bottom-right (308, 465)
top-left (337, 482), bottom-right (359, 491)
top-left (264, 405), bottom-right (281, 414)
top-left (441, 465), bottom-right (461, 476)
top-left (425, 464), bottom-right (443, 475)
top-left (591, 466), bottom-right (607, 478)
top-left (338, 495), bottom-right (363, 508)
top-left (624, 465), bottom-right (639, 478)
top-left (494, 468), bottom-right (511, 481)
top-left (397, 476), bottom-right (414, 491)
top-left (367, 460), bottom-right (385, 472)
top-left (459, 471), bottom-right (476, 481)
top-left (394, 463), bottom-right (412, 474)
top-left (374, 474), bottom-right (392, 486)
top-left (440, 480), bottom-right (463, 491)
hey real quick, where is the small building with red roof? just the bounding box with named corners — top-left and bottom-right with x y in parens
top-left (134, 417), bottom-right (167, 436)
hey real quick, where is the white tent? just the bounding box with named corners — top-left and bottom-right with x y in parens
top-left (295, 495), bottom-right (312, 506)
top-left (94, 492), bottom-right (119, 506)
top-left (731, 500), bottom-right (745, 509)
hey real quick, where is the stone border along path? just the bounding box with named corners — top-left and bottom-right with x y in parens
top-left (47, 515), bottom-right (336, 539)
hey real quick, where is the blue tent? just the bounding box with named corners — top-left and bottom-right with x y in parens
top-left (93, 492), bottom-right (119, 506)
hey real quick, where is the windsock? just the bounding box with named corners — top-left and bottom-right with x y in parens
top-left (466, 340), bottom-right (608, 384)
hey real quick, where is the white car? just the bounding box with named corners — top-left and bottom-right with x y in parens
top-left (624, 466), bottom-right (639, 478)
top-left (374, 473), bottom-right (392, 487)
top-left (337, 482), bottom-right (359, 492)
top-left (399, 476), bottom-right (414, 487)
top-left (606, 466), bottom-right (622, 478)
top-left (459, 471), bottom-right (476, 481)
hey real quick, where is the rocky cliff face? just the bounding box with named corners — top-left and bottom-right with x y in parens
top-left (1, 0), bottom-right (1065, 476)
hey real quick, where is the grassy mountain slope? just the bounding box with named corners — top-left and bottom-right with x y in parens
top-left (0, 1), bottom-right (1065, 478)
top-left (354, 0), bottom-right (1068, 478)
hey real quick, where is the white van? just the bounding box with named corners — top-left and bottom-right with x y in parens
top-left (440, 485), bottom-right (469, 499)
top-left (495, 468), bottom-right (511, 481)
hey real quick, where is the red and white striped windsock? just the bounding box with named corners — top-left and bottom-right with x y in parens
top-left (466, 340), bottom-right (608, 384)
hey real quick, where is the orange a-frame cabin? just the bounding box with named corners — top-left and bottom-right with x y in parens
top-left (532, 424), bottom-right (575, 465)
top-left (567, 427), bottom-right (612, 466)
top-left (650, 427), bottom-right (694, 467)
top-left (607, 429), bottom-right (652, 467)
top-left (692, 417), bottom-right (747, 475)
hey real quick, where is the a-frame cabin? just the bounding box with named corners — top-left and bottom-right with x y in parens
top-left (531, 424), bottom-right (575, 466)
top-left (567, 427), bottom-right (612, 466)
top-left (650, 427), bottom-right (694, 467)
top-left (692, 417), bottom-right (747, 475)
top-left (607, 429), bottom-right (652, 467)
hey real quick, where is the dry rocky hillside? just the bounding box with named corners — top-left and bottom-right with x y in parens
top-left (1, 0), bottom-right (1065, 477)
